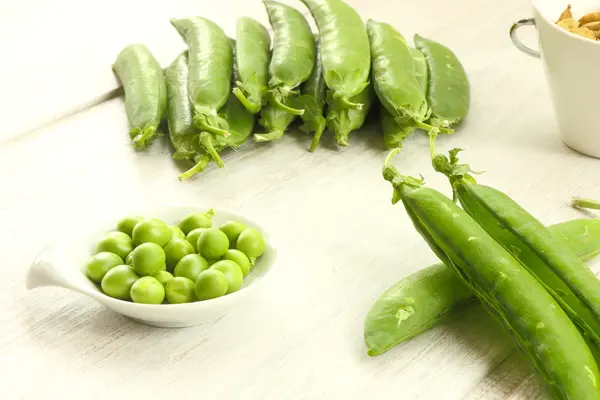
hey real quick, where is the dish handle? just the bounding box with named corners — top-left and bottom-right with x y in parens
top-left (26, 247), bottom-right (75, 291)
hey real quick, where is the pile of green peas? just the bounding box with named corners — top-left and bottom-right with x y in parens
top-left (85, 209), bottom-right (266, 304)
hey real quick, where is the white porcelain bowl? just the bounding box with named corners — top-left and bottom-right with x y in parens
top-left (25, 205), bottom-right (277, 328)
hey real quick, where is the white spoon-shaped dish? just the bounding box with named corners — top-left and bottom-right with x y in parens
top-left (26, 205), bottom-right (277, 328)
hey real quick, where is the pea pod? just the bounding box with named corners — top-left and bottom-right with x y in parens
top-left (233, 17), bottom-right (271, 114)
top-left (199, 41), bottom-right (255, 168)
top-left (383, 150), bottom-right (600, 400)
top-left (414, 34), bottom-right (469, 131)
top-left (164, 52), bottom-right (209, 181)
top-left (301, 0), bottom-right (370, 109)
top-left (113, 44), bottom-right (167, 150)
top-left (264, 0), bottom-right (315, 116)
top-left (171, 17), bottom-right (233, 137)
top-left (381, 48), bottom-right (429, 149)
top-left (434, 149), bottom-right (600, 353)
top-left (326, 84), bottom-right (375, 146)
top-left (367, 20), bottom-right (444, 138)
top-left (364, 218), bottom-right (600, 357)
top-left (253, 105), bottom-right (297, 143)
top-left (292, 36), bottom-right (327, 152)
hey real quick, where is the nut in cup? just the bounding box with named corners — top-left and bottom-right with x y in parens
top-left (510, 0), bottom-right (600, 158)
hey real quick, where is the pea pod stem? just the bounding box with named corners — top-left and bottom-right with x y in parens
top-left (233, 87), bottom-right (261, 114)
top-left (178, 155), bottom-right (210, 181)
top-left (573, 197), bottom-right (600, 210)
top-left (270, 92), bottom-right (305, 115)
top-left (309, 120), bottom-right (326, 152)
top-left (253, 131), bottom-right (284, 142)
top-left (336, 94), bottom-right (362, 110)
top-left (199, 132), bottom-right (225, 168)
top-left (132, 126), bottom-right (160, 150)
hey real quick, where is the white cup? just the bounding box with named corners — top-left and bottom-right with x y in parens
top-left (511, 0), bottom-right (600, 158)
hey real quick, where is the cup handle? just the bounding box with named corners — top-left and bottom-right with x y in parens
top-left (510, 18), bottom-right (540, 58)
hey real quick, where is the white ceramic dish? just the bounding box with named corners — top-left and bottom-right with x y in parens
top-left (25, 205), bottom-right (277, 328)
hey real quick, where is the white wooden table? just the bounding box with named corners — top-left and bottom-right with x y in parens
top-left (1, 0), bottom-right (598, 399)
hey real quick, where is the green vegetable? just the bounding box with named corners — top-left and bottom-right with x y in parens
top-left (174, 254), bottom-right (209, 282)
top-left (223, 249), bottom-right (251, 277)
top-left (130, 242), bottom-right (166, 276)
top-left (116, 216), bottom-right (143, 237)
top-left (197, 228), bottom-right (230, 260)
top-left (236, 228), bottom-right (266, 258)
top-left (166, 277), bottom-right (197, 304)
top-left (170, 17), bottom-right (233, 137)
top-left (367, 21), bottom-right (439, 137)
top-left (383, 150), bottom-right (600, 399)
top-left (253, 105), bottom-right (297, 142)
top-left (326, 83), bottom-right (375, 146)
top-left (132, 218), bottom-right (171, 247)
top-left (169, 225), bottom-right (186, 241)
top-left (112, 44), bottom-right (167, 150)
top-left (434, 149), bottom-right (600, 355)
top-left (210, 260), bottom-right (244, 294)
top-left (86, 252), bottom-right (124, 283)
top-left (301, 0), bottom-right (370, 109)
top-left (154, 270), bottom-right (174, 286)
top-left (185, 228), bottom-right (208, 252)
top-left (263, 0), bottom-right (315, 116)
top-left (573, 197), bottom-right (600, 210)
top-left (414, 34), bottom-right (469, 131)
top-left (130, 276), bottom-right (165, 304)
top-left (163, 238), bottom-right (195, 271)
top-left (198, 41), bottom-right (255, 167)
top-left (101, 265), bottom-right (139, 300)
top-left (364, 218), bottom-right (600, 356)
top-left (219, 220), bottom-right (247, 248)
top-left (380, 48), bottom-right (428, 149)
top-left (233, 17), bottom-right (271, 113)
top-left (96, 232), bottom-right (133, 260)
top-left (293, 36), bottom-right (327, 152)
top-left (195, 270), bottom-right (229, 300)
top-left (164, 52), bottom-right (210, 181)
top-left (178, 209), bottom-right (215, 235)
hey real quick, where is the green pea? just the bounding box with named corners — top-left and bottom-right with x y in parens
top-left (197, 228), bottom-right (229, 259)
top-left (195, 269), bottom-right (228, 300)
top-left (85, 252), bottom-right (124, 283)
top-left (178, 209), bottom-right (215, 235)
top-left (130, 242), bottom-right (166, 276)
top-left (174, 254), bottom-right (209, 282)
top-left (125, 252), bottom-right (133, 265)
top-left (223, 249), bottom-right (251, 277)
top-left (130, 276), bottom-right (165, 304)
top-left (132, 218), bottom-right (171, 247)
top-left (101, 265), bottom-right (139, 300)
top-left (236, 228), bottom-right (266, 258)
top-left (166, 277), bottom-right (197, 304)
top-left (154, 270), bottom-right (174, 286)
top-left (219, 220), bottom-right (247, 248)
top-left (116, 216), bottom-right (144, 237)
top-left (163, 238), bottom-right (195, 270)
top-left (186, 228), bottom-right (208, 252)
top-left (169, 225), bottom-right (186, 240)
top-left (96, 231), bottom-right (134, 260)
top-left (210, 260), bottom-right (243, 294)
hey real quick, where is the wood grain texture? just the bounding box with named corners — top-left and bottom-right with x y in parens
top-left (2, 0), bottom-right (599, 399)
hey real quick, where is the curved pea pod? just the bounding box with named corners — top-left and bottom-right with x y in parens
top-left (233, 17), bottom-right (271, 114)
top-left (414, 34), bottom-right (470, 131)
top-left (253, 105), bottom-right (297, 143)
top-left (264, 0), bottom-right (315, 116)
top-left (326, 84), bottom-right (375, 146)
top-left (364, 218), bottom-right (600, 357)
top-left (164, 52), bottom-right (210, 182)
top-left (112, 44), bottom-right (167, 150)
top-left (301, 0), bottom-right (370, 109)
top-left (292, 36), bottom-right (327, 152)
top-left (380, 47), bottom-right (429, 149)
top-left (199, 40), bottom-right (255, 168)
top-left (382, 151), bottom-right (600, 399)
top-left (434, 149), bottom-right (600, 352)
top-left (367, 20), bottom-right (439, 136)
top-left (171, 17), bottom-right (233, 137)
